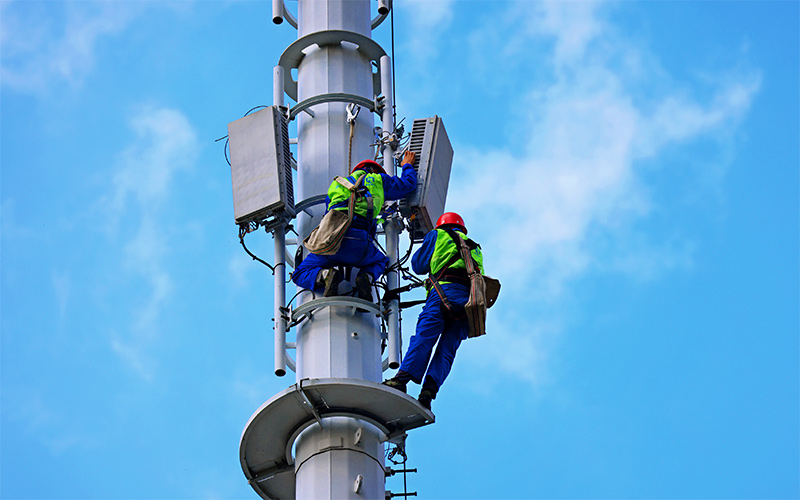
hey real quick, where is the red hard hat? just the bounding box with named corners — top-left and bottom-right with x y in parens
top-left (436, 212), bottom-right (467, 234)
top-left (351, 159), bottom-right (386, 175)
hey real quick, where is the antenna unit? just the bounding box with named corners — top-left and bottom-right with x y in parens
top-left (228, 106), bottom-right (295, 231)
top-left (400, 116), bottom-right (453, 241)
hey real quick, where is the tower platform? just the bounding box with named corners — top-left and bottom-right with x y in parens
top-left (240, 378), bottom-right (434, 500)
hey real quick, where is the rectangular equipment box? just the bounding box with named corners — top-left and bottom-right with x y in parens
top-left (400, 116), bottom-right (453, 241)
top-left (228, 106), bottom-right (295, 227)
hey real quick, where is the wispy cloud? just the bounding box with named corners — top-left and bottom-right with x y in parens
top-left (51, 269), bottom-right (71, 327)
top-left (396, 0), bottom-right (455, 83)
top-left (0, 0), bottom-right (142, 93)
top-left (228, 251), bottom-right (253, 289)
top-left (427, 0), bottom-right (760, 386)
top-left (103, 106), bottom-right (199, 380)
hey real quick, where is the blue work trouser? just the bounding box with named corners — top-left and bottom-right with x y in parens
top-left (292, 227), bottom-right (389, 290)
top-left (398, 283), bottom-right (470, 391)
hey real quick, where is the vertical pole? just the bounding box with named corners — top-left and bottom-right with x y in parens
top-left (292, 1), bottom-right (386, 498)
top-left (273, 225), bottom-right (287, 377)
top-left (380, 54), bottom-right (401, 370)
top-left (273, 65), bottom-right (287, 378)
top-left (272, 0), bottom-right (284, 25)
top-left (273, 65), bottom-right (285, 108)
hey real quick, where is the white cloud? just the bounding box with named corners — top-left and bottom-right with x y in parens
top-left (0, 0), bottom-right (141, 92)
top-left (104, 106), bottom-right (199, 380)
top-left (111, 107), bottom-right (199, 211)
top-left (229, 251), bottom-right (253, 289)
top-left (432, 0), bottom-right (761, 386)
top-left (402, 0), bottom-right (454, 29)
top-left (524, 0), bottom-right (606, 66)
top-left (52, 270), bottom-right (71, 326)
top-left (396, 0), bottom-right (455, 73)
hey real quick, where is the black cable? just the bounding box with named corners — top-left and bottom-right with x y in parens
top-left (221, 106), bottom-right (268, 168)
top-left (287, 289), bottom-right (303, 307)
top-left (387, 231), bottom-right (415, 272)
top-left (401, 270), bottom-right (424, 285)
top-left (244, 105), bottom-right (269, 116)
top-left (215, 135), bottom-right (231, 166)
top-left (240, 234), bottom-right (275, 273)
top-left (396, 232), bottom-right (415, 267)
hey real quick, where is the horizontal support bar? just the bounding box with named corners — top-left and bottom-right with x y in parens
top-left (278, 30), bottom-right (387, 102)
top-left (295, 194), bottom-right (328, 215)
top-left (289, 93), bottom-right (376, 121)
top-left (292, 296), bottom-right (381, 321)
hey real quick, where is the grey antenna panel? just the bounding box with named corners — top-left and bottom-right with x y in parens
top-left (228, 106), bottom-right (295, 227)
top-left (400, 116), bottom-right (453, 241)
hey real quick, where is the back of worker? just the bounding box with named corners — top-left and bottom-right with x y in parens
top-left (383, 212), bottom-right (484, 410)
top-left (292, 151), bottom-right (417, 301)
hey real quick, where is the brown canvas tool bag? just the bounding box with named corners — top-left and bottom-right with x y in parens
top-left (303, 174), bottom-right (369, 255)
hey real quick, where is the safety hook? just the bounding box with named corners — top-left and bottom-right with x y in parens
top-left (346, 103), bottom-right (361, 124)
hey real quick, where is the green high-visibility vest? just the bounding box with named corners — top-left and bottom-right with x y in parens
top-left (327, 170), bottom-right (385, 220)
top-left (430, 229), bottom-right (485, 278)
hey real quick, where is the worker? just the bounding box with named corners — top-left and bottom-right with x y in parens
top-left (292, 150), bottom-right (417, 301)
top-left (383, 212), bottom-right (484, 410)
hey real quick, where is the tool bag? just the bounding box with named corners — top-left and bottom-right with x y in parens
top-left (429, 229), bottom-right (501, 338)
top-left (303, 174), bottom-right (371, 255)
top-left (453, 232), bottom-right (500, 337)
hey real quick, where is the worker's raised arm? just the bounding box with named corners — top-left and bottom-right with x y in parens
top-left (381, 151), bottom-right (417, 200)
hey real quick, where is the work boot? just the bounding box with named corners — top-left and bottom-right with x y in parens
top-left (323, 268), bottom-right (343, 297)
top-left (355, 272), bottom-right (373, 301)
top-left (314, 270), bottom-right (326, 289)
top-left (382, 378), bottom-right (407, 393)
top-left (418, 389), bottom-right (434, 410)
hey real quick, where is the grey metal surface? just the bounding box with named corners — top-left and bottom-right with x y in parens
top-left (277, 30), bottom-right (386, 102)
top-left (240, 378), bottom-right (434, 500)
top-left (291, 296), bottom-right (382, 322)
top-left (400, 116), bottom-right (454, 241)
top-left (228, 106), bottom-right (295, 226)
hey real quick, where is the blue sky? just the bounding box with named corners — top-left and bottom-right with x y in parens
top-left (1, 1), bottom-right (798, 499)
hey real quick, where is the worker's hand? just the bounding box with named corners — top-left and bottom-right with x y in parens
top-left (402, 150), bottom-right (416, 166)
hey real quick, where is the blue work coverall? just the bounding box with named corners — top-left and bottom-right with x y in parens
top-left (292, 163), bottom-right (417, 290)
top-left (397, 228), bottom-right (484, 392)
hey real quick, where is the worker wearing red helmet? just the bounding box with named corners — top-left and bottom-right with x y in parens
top-left (383, 211), bottom-right (484, 410)
top-left (292, 151), bottom-right (417, 300)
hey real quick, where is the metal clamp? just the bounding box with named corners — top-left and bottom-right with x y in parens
top-left (346, 102), bottom-right (361, 124)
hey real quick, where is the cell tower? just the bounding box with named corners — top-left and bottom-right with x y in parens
top-left (226, 1), bottom-right (453, 498)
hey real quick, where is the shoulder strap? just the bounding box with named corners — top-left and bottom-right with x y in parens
top-left (442, 228), bottom-right (481, 275)
top-left (334, 176), bottom-right (354, 190)
top-left (334, 172), bottom-right (368, 192)
top-left (339, 173), bottom-right (375, 220)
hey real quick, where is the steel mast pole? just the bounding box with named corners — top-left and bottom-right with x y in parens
top-left (236, 2), bottom-right (434, 498)
top-left (293, 1), bottom-right (385, 499)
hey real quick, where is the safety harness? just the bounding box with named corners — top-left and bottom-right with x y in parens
top-left (427, 228), bottom-right (482, 320)
top-left (329, 172), bottom-right (376, 233)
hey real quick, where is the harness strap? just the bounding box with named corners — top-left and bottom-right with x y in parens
top-left (334, 176), bottom-right (355, 190)
top-left (437, 270), bottom-right (470, 286)
top-left (332, 174), bottom-right (374, 221)
top-left (428, 277), bottom-right (461, 319)
top-left (442, 228), bottom-right (481, 270)
top-left (426, 240), bottom-right (466, 319)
